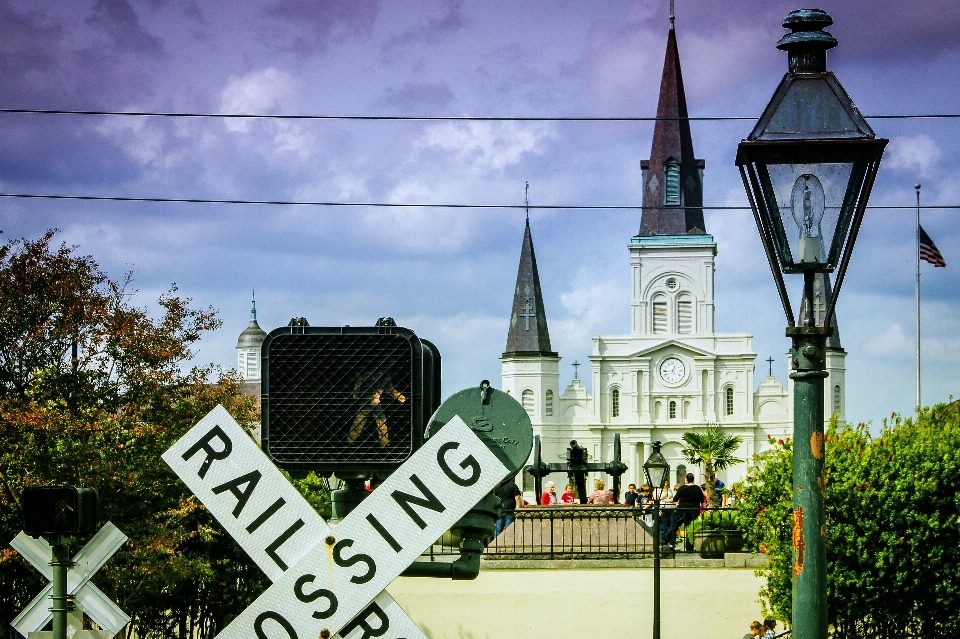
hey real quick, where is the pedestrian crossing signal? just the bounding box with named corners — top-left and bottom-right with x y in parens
top-left (261, 323), bottom-right (440, 476)
top-left (22, 486), bottom-right (98, 537)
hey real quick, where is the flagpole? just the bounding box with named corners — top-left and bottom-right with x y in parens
top-left (915, 183), bottom-right (921, 410)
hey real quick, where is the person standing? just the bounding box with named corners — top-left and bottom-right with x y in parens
top-left (587, 479), bottom-right (614, 504)
top-left (661, 473), bottom-right (705, 550)
top-left (540, 481), bottom-right (560, 505)
top-left (623, 483), bottom-right (641, 507)
top-left (560, 483), bottom-right (577, 504)
top-left (494, 477), bottom-right (522, 538)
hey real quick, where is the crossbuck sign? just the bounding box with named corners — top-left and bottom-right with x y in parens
top-left (11, 523), bottom-right (130, 638)
top-left (164, 405), bottom-right (508, 639)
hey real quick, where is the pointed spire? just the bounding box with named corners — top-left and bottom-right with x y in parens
top-left (504, 211), bottom-right (555, 356)
top-left (238, 289), bottom-right (267, 349)
top-left (798, 272), bottom-right (842, 349)
top-left (251, 289), bottom-right (258, 321)
top-left (639, 15), bottom-right (706, 236)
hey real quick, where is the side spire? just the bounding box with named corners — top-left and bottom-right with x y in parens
top-left (639, 14), bottom-right (706, 236)
top-left (251, 289), bottom-right (257, 321)
top-left (504, 190), bottom-right (555, 356)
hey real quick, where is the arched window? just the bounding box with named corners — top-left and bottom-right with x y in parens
top-left (652, 294), bottom-right (668, 334)
top-left (833, 385), bottom-right (841, 414)
top-left (611, 388), bottom-right (620, 418)
top-left (521, 389), bottom-right (534, 416)
top-left (545, 389), bottom-right (554, 416)
top-left (664, 161), bottom-right (680, 205)
top-left (677, 295), bottom-right (693, 334)
top-left (725, 387), bottom-right (735, 416)
top-left (669, 400), bottom-right (677, 419)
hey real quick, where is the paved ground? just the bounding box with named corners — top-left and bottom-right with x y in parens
top-left (387, 563), bottom-right (768, 639)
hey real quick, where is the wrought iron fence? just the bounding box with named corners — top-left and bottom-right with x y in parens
top-left (426, 504), bottom-right (743, 559)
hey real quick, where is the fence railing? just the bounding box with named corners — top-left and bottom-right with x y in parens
top-left (425, 505), bottom-right (742, 560)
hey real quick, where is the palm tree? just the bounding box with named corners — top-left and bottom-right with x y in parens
top-left (681, 425), bottom-right (743, 507)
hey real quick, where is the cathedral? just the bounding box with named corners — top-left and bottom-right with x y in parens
top-left (499, 21), bottom-right (846, 491)
top-left (233, 21), bottom-right (847, 490)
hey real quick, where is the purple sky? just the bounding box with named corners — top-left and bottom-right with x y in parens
top-left (1, 0), bottom-right (958, 425)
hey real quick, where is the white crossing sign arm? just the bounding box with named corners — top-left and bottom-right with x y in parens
top-left (163, 405), bottom-right (443, 639)
top-left (215, 414), bottom-right (508, 639)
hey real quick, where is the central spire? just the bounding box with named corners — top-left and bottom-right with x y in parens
top-left (639, 15), bottom-right (706, 236)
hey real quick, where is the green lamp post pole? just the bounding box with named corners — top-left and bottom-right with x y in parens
top-left (644, 442), bottom-right (670, 639)
top-left (736, 9), bottom-right (886, 638)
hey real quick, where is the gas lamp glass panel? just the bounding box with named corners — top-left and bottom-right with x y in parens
top-left (763, 162), bottom-right (853, 271)
top-left (659, 357), bottom-right (686, 384)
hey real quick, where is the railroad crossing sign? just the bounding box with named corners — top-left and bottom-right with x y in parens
top-left (10, 522), bottom-right (130, 639)
top-left (164, 405), bottom-right (509, 639)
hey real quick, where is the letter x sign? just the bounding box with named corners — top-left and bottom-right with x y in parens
top-left (163, 405), bottom-right (508, 639)
top-left (10, 523), bottom-right (130, 638)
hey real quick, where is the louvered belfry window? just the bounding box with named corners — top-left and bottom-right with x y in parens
top-left (653, 299), bottom-right (668, 333)
top-left (677, 297), bottom-right (692, 334)
top-left (545, 389), bottom-right (554, 416)
top-left (522, 389), bottom-right (534, 416)
top-left (665, 161), bottom-right (680, 205)
top-left (611, 388), bottom-right (620, 418)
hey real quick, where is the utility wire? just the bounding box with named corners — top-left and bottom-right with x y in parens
top-left (1, 108), bottom-right (959, 121)
top-left (0, 193), bottom-right (957, 210)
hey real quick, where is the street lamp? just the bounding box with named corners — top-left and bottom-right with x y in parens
top-left (643, 441), bottom-right (670, 639)
top-left (736, 9), bottom-right (886, 639)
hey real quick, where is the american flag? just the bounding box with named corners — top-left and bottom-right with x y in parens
top-left (919, 225), bottom-right (946, 268)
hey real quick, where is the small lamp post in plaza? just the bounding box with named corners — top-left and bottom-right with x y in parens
top-left (643, 441), bottom-right (671, 639)
top-left (736, 9), bottom-right (886, 639)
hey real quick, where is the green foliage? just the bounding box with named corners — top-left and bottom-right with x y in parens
top-left (733, 408), bottom-right (960, 636)
top-left (0, 231), bottom-right (278, 638)
top-left (681, 424), bottom-right (743, 506)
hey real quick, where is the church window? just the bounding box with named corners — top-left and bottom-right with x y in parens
top-left (669, 400), bottom-right (677, 419)
top-left (666, 277), bottom-right (678, 290)
top-left (653, 297), bottom-right (668, 334)
top-left (522, 389), bottom-right (534, 416)
top-left (833, 385), bottom-right (841, 414)
top-left (725, 387), bottom-right (734, 416)
top-left (665, 161), bottom-right (680, 205)
top-left (611, 388), bottom-right (620, 418)
top-left (546, 390), bottom-right (554, 416)
top-left (677, 296), bottom-right (693, 334)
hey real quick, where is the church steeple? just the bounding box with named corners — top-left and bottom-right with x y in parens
top-left (639, 17), bottom-right (706, 236)
top-left (504, 199), bottom-right (555, 356)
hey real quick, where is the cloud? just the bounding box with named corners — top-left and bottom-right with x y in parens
top-left (219, 67), bottom-right (303, 132)
top-left (412, 121), bottom-right (557, 174)
top-left (265, 0), bottom-right (378, 56)
top-left (865, 322), bottom-right (912, 356)
top-left (85, 0), bottom-right (164, 56)
top-left (382, 81), bottom-right (455, 112)
top-left (885, 134), bottom-right (942, 175)
top-left (381, 0), bottom-right (467, 54)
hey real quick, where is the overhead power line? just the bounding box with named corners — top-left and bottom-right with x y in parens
top-left (1, 193), bottom-right (957, 210)
top-left (1, 108), bottom-right (959, 121)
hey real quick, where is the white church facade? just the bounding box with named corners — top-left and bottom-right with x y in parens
top-left (500, 23), bottom-right (846, 492)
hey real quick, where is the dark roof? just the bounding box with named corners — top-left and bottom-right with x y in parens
top-left (237, 320), bottom-right (267, 348)
top-left (504, 217), bottom-right (555, 356)
top-left (797, 272), bottom-right (842, 349)
top-left (639, 26), bottom-right (706, 236)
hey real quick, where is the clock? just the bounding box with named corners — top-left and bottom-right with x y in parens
top-left (659, 358), bottom-right (686, 384)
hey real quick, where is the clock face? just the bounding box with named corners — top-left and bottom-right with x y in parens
top-left (659, 358), bottom-right (686, 384)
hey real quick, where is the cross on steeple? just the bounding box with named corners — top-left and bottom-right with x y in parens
top-left (520, 298), bottom-right (535, 331)
top-left (572, 360), bottom-right (581, 380)
top-left (767, 357), bottom-right (775, 377)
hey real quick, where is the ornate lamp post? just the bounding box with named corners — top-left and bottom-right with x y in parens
top-left (643, 441), bottom-right (670, 639)
top-left (736, 9), bottom-right (886, 639)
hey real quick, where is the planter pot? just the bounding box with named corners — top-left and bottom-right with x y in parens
top-left (694, 530), bottom-right (726, 559)
top-left (693, 530), bottom-right (744, 558)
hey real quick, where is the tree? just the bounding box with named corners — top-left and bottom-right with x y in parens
top-left (680, 424), bottom-right (743, 506)
top-left (0, 231), bottom-right (267, 638)
top-left (733, 408), bottom-right (960, 638)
